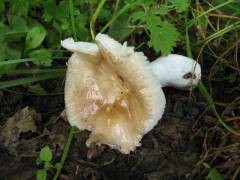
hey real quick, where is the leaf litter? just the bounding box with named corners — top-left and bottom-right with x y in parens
top-left (0, 106), bottom-right (39, 155)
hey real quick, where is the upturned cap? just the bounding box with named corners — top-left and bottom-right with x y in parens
top-left (62, 34), bottom-right (166, 153)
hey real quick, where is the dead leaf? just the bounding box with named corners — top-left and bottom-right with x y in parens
top-left (0, 106), bottom-right (41, 154)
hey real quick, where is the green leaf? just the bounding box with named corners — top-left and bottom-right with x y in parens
top-left (55, 162), bottom-right (62, 171)
top-left (203, 162), bottom-right (211, 169)
top-left (0, 0), bottom-right (4, 13)
top-left (29, 49), bottom-right (52, 66)
top-left (157, 3), bottom-right (169, 15)
top-left (198, 14), bottom-right (208, 31)
top-left (0, 23), bottom-right (9, 43)
top-left (0, 43), bottom-right (21, 73)
top-left (145, 13), bottom-right (161, 28)
top-left (39, 146), bottom-right (52, 162)
top-left (203, 162), bottom-right (224, 180)
top-left (6, 16), bottom-right (28, 41)
top-left (60, 19), bottom-right (70, 31)
top-left (43, 0), bottom-right (69, 22)
top-left (8, 0), bottom-right (29, 17)
top-left (54, 1), bottom-right (69, 20)
top-left (42, 0), bottom-right (53, 22)
top-left (149, 22), bottom-right (179, 55)
top-left (111, 13), bottom-right (132, 40)
top-left (135, 0), bottom-right (155, 7)
top-left (131, 11), bottom-right (147, 22)
top-left (36, 157), bottom-right (42, 165)
top-left (8, 16), bottom-right (26, 31)
top-left (4, 45), bottom-right (21, 60)
top-left (46, 28), bottom-right (61, 47)
top-left (124, 0), bottom-right (138, 6)
top-left (36, 169), bottom-right (47, 180)
top-left (75, 14), bottom-right (89, 40)
top-left (212, 0), bottom-right (240, 15)
top-left (98, 7), bottom-right (111, 21)
top-left (206, 169), bottom-right (224, 180)
top-left (170, 0), bottom-right (189, 13)
top-left (29, 0), bottom-right (42, 7)
top-left (25, 26), bottom-right (46, 51)
top-left (44, 161), bottom-right (53, 170)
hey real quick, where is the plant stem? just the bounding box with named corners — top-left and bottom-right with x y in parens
top-left (52, 126), bottom-right (77, 180)
top-left (203, 21), bottom-right (240, 44)
top-left (51, 2), bottom-right (78, 180)
top-left (198, 82), bottom-right (240, 136)
top-left (184, 11), bottom-right (192, 58)
top-left (0, 58), bottom-right (32, 65)
top-left (69, 0), bottom-right (77, 40)
top-left (0, 68), bottom-right (66, 75)
top-left (187, 0), bottom-right (234, 29)
top-left (90, 0), bottom-right (106, 40)
top-left (107, 0), bottom-right (120, 33)
top-left (100, 3), bottom-right (131, 33)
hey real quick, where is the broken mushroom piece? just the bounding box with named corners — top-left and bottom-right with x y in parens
top-left (61, 33), bottom-right (202, 154)
top-left (62, 34), bottom-right (166, 154)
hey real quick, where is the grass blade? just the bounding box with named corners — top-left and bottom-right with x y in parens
top-left (187, 0), bottom-right (234, 29)
top-left (198, 82), bottom-right (240, 136)
top-left (100, 3), bottom-right (131, 33)
top-left (184, 11), bottom-right (240, 136)
top-left (52, 127), bottom-right (77, 180)
top-left (0, 58), bottom-right (32, 65)
top-left (69, 0), bottom-right (77, 40)
top-left (90, 0), bottom-right (106, 39)
top-left (203, 21), bottom-right (240, 43)
top-left (0, 68), bottom-right (66, 75)
top-left (0, 73), bottom-right (65, 89)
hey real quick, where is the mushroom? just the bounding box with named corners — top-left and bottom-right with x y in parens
top-left (148, 54), bottom-right (201, 89)
top-left (61, 34), bottom-right (201, 154)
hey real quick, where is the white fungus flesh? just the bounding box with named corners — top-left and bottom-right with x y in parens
top-left (148, 54), bottom-right (201, 89)
top-left (62, 34), bottom-right (166, 154)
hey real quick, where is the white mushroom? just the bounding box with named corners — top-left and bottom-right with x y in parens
top-left (148, 54), bottom-right (201, 89)
top-left (61, 33), bottom-right (201, 154)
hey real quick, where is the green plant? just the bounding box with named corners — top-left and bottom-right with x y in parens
top-left (97, 0), bottom-right (190, 55)
top-left (184, 2), bottom-right (240, 137)
top-left (35, 127), bottom-right (77, 180)
top-left (129, 0), bottom-right (189, 55)
top-left (52, 127), bottom-right (77, 180)
top-left (0, 0), bottom-right (195, 91)
top-left (203, 162), bottom-right (224, 180)
top-left (212, 0), bottom-right (240, 15)
top-left (0, 0), bottom-right (91, 89)
top-left (36, 146), bottom-right (53, 180)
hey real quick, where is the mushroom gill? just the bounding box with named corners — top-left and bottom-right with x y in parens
top-left (64, 34), bottom-right (165, 153)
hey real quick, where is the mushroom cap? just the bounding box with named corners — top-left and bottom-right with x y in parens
top-left (61, 37), bottom-right (98, 56)
top-left (63, 34), bottom-right (166, 153)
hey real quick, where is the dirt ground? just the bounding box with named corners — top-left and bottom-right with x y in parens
top-left (0, 48), bottom-right (239, 180)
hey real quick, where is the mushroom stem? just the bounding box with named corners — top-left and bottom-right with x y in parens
top-left (147, 54), bottom-right (201, 89)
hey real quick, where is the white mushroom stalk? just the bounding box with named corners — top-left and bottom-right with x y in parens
top-left (148, 54), bottom-right (201, 89)
top-left (61, 34), bottom-right (201, 154)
